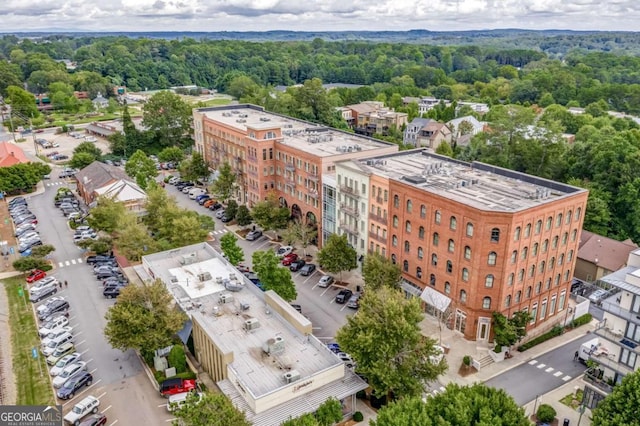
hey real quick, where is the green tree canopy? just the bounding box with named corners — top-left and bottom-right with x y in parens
top-left (220, 232), bottom-right (244, 266)
top-left (252, 250), bottom-right (297, 301)
top-left (251, 192), bottom-right (291, 232)
top-left (317, 234), bottom-right (357, 282)
top-left (142, 91), bottom-right (193, 147)
top-left (6, 85), bottom-right (39, 119)
top-left (69, 152), bottom-right (98, 170)
top-left (592, 370), bottom-right (640, 426)
top-left (209, 162), bottom-right (236, 203)
top-left (87, 196), bottom-right (127, 234)
top-left (362, 252), bottom-right (401, 291)
top-left (235, 205), bottom-right (252, 227)
top-left (125, 149), bottom-right (158, 190)
top-left (172, 392), bottom-right (250, 426)
top-left (158, 146), bottom-right (185, 163)
top-left (180, 152), bottom-right (210, 183)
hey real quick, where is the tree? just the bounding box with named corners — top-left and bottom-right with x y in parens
top-left (12, 257), bottom-right (50, 272)
top-left (220, 233), bottom-right (244, 266)
top-left (142, 91), bottom-right (193, 147)
top-left (180, 152), bottom-right (210, 183)
top-left (125, 149), bottom-right (158, 190)
top-left (30, 244), bottom-right (55, 258)
top-left (592, 370), bottom-right (640, 426)
top-left (76, 237), bottom-right (113, 255)
top-left (435, 141), bottom-right (453, 157)
top-left (73, 141), bottom-right (103, 159)
top-left (314, 397), bottom-right (343, 426)
top-left (87, 196), bottom-right (127, 234)
top-left (252, 250), bottom-right (297, 301)
top-left (371, 384), bottom-right (529, 426)
top-left (235, 205), bottom-right (252, 227)
top-left (281, 218), bottom-right (317, 256)
top-left (251, 192), bottom-right (291, 232)
top-left (114, 214), bottom-right (157, 261)
top-left (362, 252), bottom-right (401, 291)
top-left (172, 392), bottom-right (250, 426)
top-left (336, 287), bottom-right (447, 399)
top-left (224, 199), bottom-right (238, 221)
top-left (209, 162), bottom-right (236, 203)
top-left (104, 279), bottom-right (188, 357)
top-left (491, 311), bottom-right (531, 350)
top-left (69, 152), bottom-right (98, 170)
top-left (317, 234), bottom-right (357, 282)
top-left (6, 85), bottom-right (39, 119)
top-left (169, 215), bottom-right (210, 246)
top-left (167, 345), bottom-right (187, 374)
top-left (158, 146), bottom-right (185, 163)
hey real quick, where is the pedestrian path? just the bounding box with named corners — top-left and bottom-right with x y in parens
top-left (56, 257), bottom-right (84, 268)
top-left (210, 229), bottom-right (228, 235)
top-left (528, 359), bottom-right (572, 382)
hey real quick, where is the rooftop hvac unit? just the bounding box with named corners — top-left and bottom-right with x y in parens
top-left (219, 293), bottom-right (233, 304)
top-left (240, 302), bottom-right (250, 311)
top-left (215, 276), bottom-right (223, 284)
top-left (229, 273), bottom-right (237, 280)
top-left (224, 279), bottom-right (244, 292)
top-left (170, 276), bottom-right (178, 283)
top-left (262, 336), bottom-right (285, 355)
top-left (179, 252), bottom-right (198, 265)
top-left (197, 272), bottom-right (212, 282)
top-left (283, 370), bottom-right (301, 384)
top-left (244, 318), bottom-right (260, 331)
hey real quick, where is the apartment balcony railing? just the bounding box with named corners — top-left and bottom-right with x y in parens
top-left (369, 213), bottom-right (388, 225)
top-left (340, 203), bottom-right (359, 218)
top-left (285, 163), bottom-right (295, 172)
top-left (307, 173), bottom-right (320, 182)
top-left (339, 222), bottom-right (359, 236)
top-left (340, 185), bottom-right (359, 197)
top-left (368, 231), bottom-right (387, 244)
top-left (594, 322), bottom-right (640, 354)
top-left (583, 371), bottom-right (614, 394)
top-left (600, 299), bottom-right (640, 326)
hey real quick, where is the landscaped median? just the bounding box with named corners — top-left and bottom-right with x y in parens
top-left (3, 276), bottom-right (55, 405)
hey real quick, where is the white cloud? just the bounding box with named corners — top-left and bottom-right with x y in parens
top-left (0, 0), bottom-right (638, 32)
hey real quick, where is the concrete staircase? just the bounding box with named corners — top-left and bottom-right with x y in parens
top-left (477, 354), bottom-right (494, 369)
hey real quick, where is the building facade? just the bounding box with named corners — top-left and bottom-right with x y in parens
top-left (338, 150), bottom-right (588, 341)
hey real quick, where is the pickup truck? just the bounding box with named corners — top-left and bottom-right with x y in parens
top-left (63, 395), bottom-right (99, 425)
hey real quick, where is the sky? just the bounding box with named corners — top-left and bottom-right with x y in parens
top-left (0, 0), bottom-right (637, 33)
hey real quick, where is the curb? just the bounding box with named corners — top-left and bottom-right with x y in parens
top-left (136, 350), bottom-right (160, 392)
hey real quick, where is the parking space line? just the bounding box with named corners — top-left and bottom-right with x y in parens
top-left (157, 403), bottom-right (166, 408)
top-left (96, 391), bottom-right (107, 400)
top-left (256, 240), bottom-right (271, 250)
top-left (108, 421), bottom-right (118, 426)
top-left (165, 419), bottom-right (176, 423)
top-left (74, 331), bottom-right (83, 337)
top-left (79, 349), bottom-right (90, 355)
top-left (61, 379), bottom-right (102, 406)
top-left (85, 358), bottom-right (93, 365)
top-left (302, 272), bottom-right (318, 283)
top-left (75, 339), bottom-right (87, 346)
top-left (69, 316), bottom-right (77, 321)
top-left (89, 368), bottom-right (97, 374)
top-left (340, 304), bottom-right (348, 312)
top-left (102, 405), bottom-right (112, 413)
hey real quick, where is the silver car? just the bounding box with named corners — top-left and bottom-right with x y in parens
top-left (318, 275), bottom-right (334, 288)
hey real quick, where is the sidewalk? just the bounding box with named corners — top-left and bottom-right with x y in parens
top-left (522, 377), bottom-right (592, 426)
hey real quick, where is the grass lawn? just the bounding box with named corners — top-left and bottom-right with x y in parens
top-left (560, 388), bottom-right (583, 407)
top-left (195, 98), bottom-right (232, 107)
top-left (3, 276), bottom-right (55, 405)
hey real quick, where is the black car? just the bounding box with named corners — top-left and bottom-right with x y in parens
top-left (103, 277), bottom-right (128, 287)
top-left (93, 260), bottom-right (118, 268)
top-left (86, 255), bottom-right (115, 265)
top-left (95, 270), bottom-right (124, 280)
top-left (8, 197), bottom-right (26, 207)
top-left (38, 300), bottom-right (70, 320)
top-left (335, 289), bottom-right (353, 304)
top-left (208, 202), bottom-right (223, 211)
top-left (103, 287), bottom-right (121, 299)
top-left (300, 264), bottom-right (316, 276)
top-left (56, 371), bottom-right (93, 400)
top-left (220, 215), bottom-right (232, 223)
top-left (289, 259), bottom-right (306, 272)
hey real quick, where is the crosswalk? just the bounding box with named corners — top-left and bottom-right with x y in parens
top-left (528, 359), bottom-right (572, 381)
top-left (46, 181), bottom-right (70, 187)
top-left (210, 229), bottom-right (228, 235)
top-left (57, 257), bottom-right (84, 268)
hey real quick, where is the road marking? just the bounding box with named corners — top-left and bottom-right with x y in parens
top-left (102, 405), bottom-right (112, 413)
top-left (553, 371), bottom-right (563, 377)
top-left (71, 259), bottom-right (76, 265)
top-left (562, 375), bottom-right (572, 381)
top-left (312, 327), bottom-right (322, 330)
top-left (74, 331), bottom-right (83, 337)
top-left (536, 363), bottom-right (546, 369)
top-left (65, 261), bottom-right (70, 266)
top-left (89, 368), bottom-right (97, 374)
top-left (256, 240), bottom-right (271, 250)
top-left (75, 339), bottom-right (87, 346)
top-left (58, 262), bottom-right (64, 267)
top-left (77, 258), bottom-right (83, 264)
top-left (157, 403), bottom-right (166, 408)
top-left (528, 360), bottom-right (538, 365)
top-left (96, 391), bottom-right (107, 400)
top-left (68, 316), bottom-right (77, 321)
top-left (85, 358), bottom-right (93, 365)
top-left (302, 272), bottom-right (318, 283)
top-left (545, 367), bottom-right (554, 373)
top-left (60, 379), bottom-right (102, 406)
top-left (165, 419), bottom-right (177, 423)
top-left (340, 304), bottom-right (348, 312)
top-left (108, 421), bottom-right (118, 426)
top-left (79, 349), bottom-right (90, 355)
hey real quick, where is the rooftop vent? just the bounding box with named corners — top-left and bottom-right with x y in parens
top-left (283, 370), bottom-right (301, 384)
top-left (244, 318), bottom-right (260, 331)
top-left (219, 293), bottom-right (233, 304)
top-left (197, 272), bottom-right (212, 282)
top-left (179, 252), bottom-right (198, 265)
top-left (262, 336), bottom-right (285, 355)
top-left (403, 175), bottom-right (427, 184)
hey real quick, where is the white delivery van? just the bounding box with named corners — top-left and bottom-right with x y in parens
top-left (166, 391), bottom-right (202, 412)
top-left (188, 188), bottom-right (206, 199)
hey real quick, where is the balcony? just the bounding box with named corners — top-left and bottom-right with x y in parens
top-left (340, 185), bottom-right (359, 197)
top-left (341, 203), bottom-right (359, 218)
top-left (600, 299), bottom-right (640, 326)
top-left (595, 321), bottom-right (640, 354)
top-left (369, 213), bottom-right (388, 225)
top-left (285, 163), bottom-right (295, 172)
top-left (583, 370), bottom-right (614, 394)
top-left (247, 154), bottom-right (258, 163)
top-left (368, 231), bottom-right (387, 244)
top-left (307, 173), bottom-right (320, 182)
top-left (339, 222), bottom-right (359, 236)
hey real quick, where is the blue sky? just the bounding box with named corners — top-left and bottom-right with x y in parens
top-left (0, 0), bottom-right (637, 32)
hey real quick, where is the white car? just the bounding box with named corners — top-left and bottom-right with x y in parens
top-left (52, 361), bottom-right (87, 388)
top-left (50, 352), bottom-right (81, 376)
top-left (29, 280), bottom-right (58, 296)
top-left (215, 209), bottom-right (226, 219)
top-left (30, 276), bottom-right (58, 291)
top-left (63, 395), bottom-right (100, 425)
top-left (337, 352), bottom-right (355, 368)
top-left (41, 326), bottom-right (73, 349)
top-left (18, 231), bottom-right (39, 242)
top-left (38, 316), bottom-right (69, 338)
top-left (276, 246), bottom-right (293, 257)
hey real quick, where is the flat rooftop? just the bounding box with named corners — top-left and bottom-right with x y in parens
top-left (354, 150), bottom-right (585, 212)
top-left (142, 243), bottom-right (342, 398)
top-left (198, 104), bottom-right (393, 157)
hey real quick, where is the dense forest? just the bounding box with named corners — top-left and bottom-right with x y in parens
top-left (1, 34), bottom-right (640, 243)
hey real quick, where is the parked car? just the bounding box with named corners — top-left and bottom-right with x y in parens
top-left (49, 352), bottom-right (82, 377)
top-left (168, 176), bottom-right (180, 185)
top-left (220, 215), bottom-right (232, 223)
top-left (181, 186), bottom-right (194, 194)
top-left (29, 276), bottom-right (57, 292)
top-left (300, 263), bottom-right (316, 276)
top-left (39, 315), bottom-right (70, 338)
top-left (52, 361), bottom-right (88, 388)
top-left (335, 289), bottom-right (353, 304)
top-left (276, 246), bottom-right (293, 257)
top-left (203, 199), bottom-right (216, 208)
top-left (102, 277), bottom-right (128, 287)
top-left (26, 269), bottom-right (47, 283)
top-left (326, 343), bottom-right (341, 354)
top-left (166, 391), bottom-right (203, 412)
top-left (346, 293), bottom-right (361, 309)
top-left (103, 287), bottom-right (121, 299)
top-left (246, 229), bottom-right (263, 241)
top-left (93, 265), bottom-right (119, 275)
top-left (160, 378), bottom-right (197, 398)
top-left (14, 216), bottom-right (38, 226)
top-left (46, 342), bottom-right (76, 366)
top-left (19, 239), bottom-right (43, 253)
top-left (57, 371), bottom-right (93, 400)
top-left (78, 413), bottom-right (107, 426)
top-left (290, 304), bottom-right (302, 313)
top-left (8, 197), bottom-right (26, 207)
top-left (29, 285), bottom-right (58, 303)
top-left (41, 326), bottom-right (73, 349)
top-left (289, 259), bottom-right (306, 272)
top-left (281, 253), bottom-right (299, 266)
top-left (318, 275), bottom-right (334, 288)
top-left (337, 352), bottom-right (355, 368)
top-left (589, 288), bottom-right (609, 303)
top-left (215, 209), bottom-right (226, 219)
top-left (38, 299), bottom-right (70, 321)
top-left (208, 202), bottom-right (223, 211)
top-left (95, 270), bottom-right (124, 280)
top-left (42, 331), bottom-right (74, 356)
top-left (86, 255), bottom-right (115, 265)
top-left (16, 227), bottom-right (38, 238)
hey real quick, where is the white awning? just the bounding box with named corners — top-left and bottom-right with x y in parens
top-left (420, 286), bottom-right (451, 312)
top-left (400, 279), bottom-right (423, 297)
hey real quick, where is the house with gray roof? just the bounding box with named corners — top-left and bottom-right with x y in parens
top-left (75, 161), bottom-right (147, 212)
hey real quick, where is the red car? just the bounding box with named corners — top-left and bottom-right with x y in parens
top-left (160, 378), bottom-right (197, 397)
top-left (281, 253), bottom-right (299, 266)
top-left (26, 269), bottom-right (46, 283)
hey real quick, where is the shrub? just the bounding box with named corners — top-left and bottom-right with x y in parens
top-left (569, 313), bottom-right (593, 328)
top-left (164, 175), bottom-right (173, 183)
top-left (168, 345), bottom-right (187, 374)
top-left (167, 371), bottom-right (197, 380)
top-left (153, 370), bottom-right (165, 384)
top-left (518, 325), bottom-right (564, 352)
top-left (537, 404), bottom-right (556, 423)
top-left (12, 257), bottom-right (51, 272)
top-left (352, 411), bottom-right (364, 422)
top-left (356, 390), bottom-right (367, 400)
top-left (463, 355), bottom-right (472, 366)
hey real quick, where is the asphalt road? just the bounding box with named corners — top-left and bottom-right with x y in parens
top-left (484, 333), bottom-right (594, 405)
top-left (23, 166), bottom-right (173, 425)
top-left (163, 181), bottom-right (353, 341)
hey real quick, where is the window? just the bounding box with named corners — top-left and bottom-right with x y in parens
top-left (564, 270), bottom-right (570, 281)
top-left (556, 214), bottom-right (563, 227)
top-left (392, 235), bottom-right (398, 247)
top-left (529, 265), bottom-right (536, 278)
top-left (420, 205), bottom-right (426, 218)
top-left (393, 195), bottom-right (399, 208)
top-left (430, 274), bottom-right (436, 286)
top-left (535, 220), bottom-right (542, 234)
top-left (505, 295), bottom-right (512, 308)
top-left (549, 257), bottom-right (556, 269)
top-left (404, 241), bottom-right (410, 253)
top-left (535, 281), bottom-right (542, 294)
top-left (491, 228), bottom-right (500, 242)
top-left (393, 216), bottom-right (398, 228)
top-left (620, 348), bottom-right (638, 369)
top-left (562, 232), bottom-right (568, 245)
top-left (405, 221), bottom-right (412, 232)
top-left (435, 210), bottom-right (441, 224)
top-left (542, 239), bottom-right (549, 253)
top-left (485, 275), bottom-right (494, 288)
top-left (431, 254), bottom-right (438, 266)
top-left (532, 242), bottom-right (539, 256)
top-left (418, 226), bottom-right (425, 239)
top-left (575, 208), bottom-right (582, 221)
top-left (545, 216), bottom-right (552, 230)
top-left (559, 253), bottom-right (565, 265)
top-left (552, 236), bottom-right (559, 248)
top-left (403, 260), bottom-right (409, 272)
top-left (466, 222), bottom-right (474, 237)
top-left (568, 250), bottom-right (574, 261)
top-left (514, 226), bottom-right (521, 241)
top-left (446, 261), bottom-right (453, 273)
top-left (464, 246), bottom-right (472, 260)
top-left (391, 254), bottom-right (397, 264)
top-left (550, 295), bottom-right (557, 315)
top-left (571, 229), bottom-right (577, 241)
top-left (526, 286), bottom-right (532, 299)
top-left (539, 260), bottom-right (546, 273)
top-left (448, 239), bottom-right (455, 252)
top-left (444, 282), bottom-right (451, 294)
top-left (518, 269), bottom-right (525, 282)
top-left (521, 247), bottom-right (528, 260)
top-left (482, 297), bottom-right (491, 309)
top-left (416, 267), bottom-right (422, 279)
top-left (546, 278), bottom-right (551, 290)
top-left (488, 251), bottom-right (497, 265)
top-left (461, 268), bottom-right (469, 281)
top-left (511, 250), bottom-right (518, 264)
top-left (433, 233), bottom-right (439, 246)
top-left (450, 216), bottom-right (457, 230)
top-left (406, 200), bottom-right (412, 212)
top-left (418, 247), bottom-right (424, 259)
top-left (566, 211), bottom-right (572, 224)
top-left (460, 290), bottom-right (467, 303)
top-left (559, 290), bottom-right (566, 311)
top-left (525, 224), bottom-right (531, 237)
top-left (530, 304), bottom-right (538, 323)
top-left (515, 291), bottom-right (522, 303)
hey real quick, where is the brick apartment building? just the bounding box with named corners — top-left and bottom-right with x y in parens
top-left (335, 150), bottom-right (588, 341)
top-left (192, 104), bottom-right (398, 241)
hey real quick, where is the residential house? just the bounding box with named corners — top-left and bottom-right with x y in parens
top-left (92, 92), bottom-right (109, 110)
top-left (576, 230), bottom-right (637, 282)
top-left (447, 116), bottom-right (486, 147)
top-left (403, 118), bottom-right (452, 149)
top-left (75, 161), bottom-right (147, 212)
top-left (344, 101), bottom-right (385, 129)
top-left (456, 101), bottom-right (490, 115)
top-left (0, 142), bottom-right (29, 167)
top-left (354, 107), bottom-right (408, 137)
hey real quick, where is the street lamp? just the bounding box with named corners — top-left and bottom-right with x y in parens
top-left (577, 403), bottom-right (586, 426)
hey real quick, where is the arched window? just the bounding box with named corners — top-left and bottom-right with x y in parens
top-left (526, 286), bottom-right (532, 299)
top-left (559, 253), bottom-right (565, 265)
top-left (450, 216), bottom-right (457, 230)
top-left (549, 257), bottom-right (555, 269)
top-left (406, 199), bottom-right (413, 212)
top-left (552, 236), bottom-right (559, 248)
top-left (555, 274), bottom-right (561, 286)
top-left (571, 229), bottom-right (577, 241)
top-left (390, 254), bottom-right (397, 265)
top-left (542, 239), bottom-right (549, 253)
top-left (505, 295), bottom-right (512, 308)
top-left (404, 241), bottom-right (410, 253)
top-left (521, 246), bottom-right (528, 260)
top-left (418, 226), bottom-right (425, 239)
top-left (393, 194), bottom-right (399, 208)
top-left (432, 233), bottom-right (439, 246)
top-left (539, 260), bottom-right (546, 273)
top-left (568, 250), bottom-right (574, 261)
top-left (416, 267), bottom-right (422, 278)
top-left (515, 291), bottom-right (522, 303)
top-left (462, 268), bottom-right (469, 281)
top-left (403, 260), bottom-right (409, 272)
top-left (507, 273), bottom-right (514, 286)
top-left (405, 221), bottom-right (411, 232)
top-left (466, 222), bottom-right (474, 237)
top-left (535, 220), bottom-right (542, 234)
top-left (464, 246), bottom-right (472, 260)
top-left (485, 275), bottom-right (494, 288)
top-left (446, 261), bottom-right (453, 273)
top-left (431, 254), bottom-right (438, 266)
top-left (575, 207), bottom-right (582, 220)
top-left (556, 213), bottom-right (563, 227)
top-left (511, 250), bottom-right (518, 264)
top-left (430, 274), bottom-right (436, 286)
top-left (482, 297), bottom-right (491, 309)
top-left (491, 228), bottom-right (500, 242)
top-left (392, 235), bottom-right (398, 247)
top-left (545, 216), bottom-right (552, 230)
top-left (518, 269), bottom-right (525, 282)
top-left (546, 278), bottom-right (551, 289)
top-left (529, 264), bottom-right (536, 277)
top-left (562, 232), bottom-right (568, 245)
top-left (488, 251), bottom-right (497, 265)
top-left (532, 242), bottom-right (539, 256)
top-left (514, 226), bottom-right (521, 241)
top-left (566, 210), bottom-right (572, 224)
top-left (420, 204), bottom-right (427, 218)
top-left (460, 290), bottom-right (467, 303)
top-left (536, 282), bottom-right (542, 294)
top-left (444, 282), bottom-right (451, 294)
top-left (434, 210), bottom-right (441, 224)
top-left (448, 239), bottom-right (455, 252)
top-left (417, 247), bottom-right (424, 259)
top-left (525, 224), bottom-right (531, 237)
top-left (393, 215), bottom-right (398, 228)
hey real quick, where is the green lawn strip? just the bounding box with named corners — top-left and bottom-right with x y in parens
top-left (3, 276), bottom-right (55, 406)
top-left (559, 389), bottom-right (583, 407)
